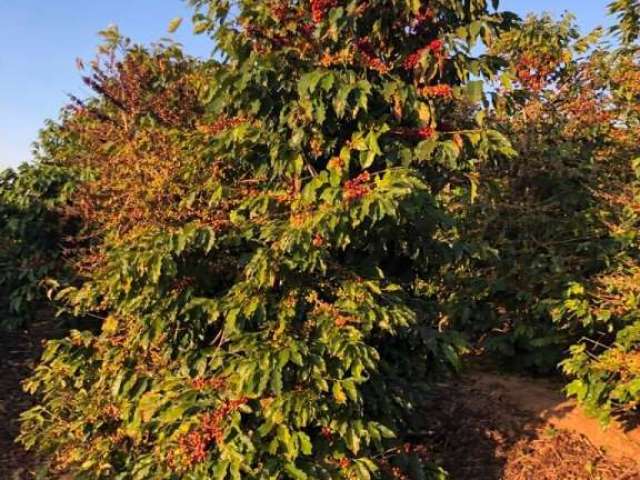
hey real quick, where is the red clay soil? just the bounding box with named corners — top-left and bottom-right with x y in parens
top-left (472, 372), bottom-right (640, 461)
top-left (1, 328), bottom-right (639, 479)
top-left (422, 372), bottom-right (640, 479)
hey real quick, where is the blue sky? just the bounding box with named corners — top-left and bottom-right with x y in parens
top-left (0, 1), bottom-right (613, 168)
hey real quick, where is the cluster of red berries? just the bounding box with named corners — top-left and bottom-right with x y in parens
top-left (356, 37), bottom-right (390, 74)
top-left (244, 21), bottom-right (303, 50)
top-left (191, 376), bottom-right (227, 391)
top-left (565, 96), bottom-right (613, 126)
top-left (298, 22), bottom-right (316, 37)
top-left (376, 444), bottom-right (431, 479)
top-left (311, 0), bottom-right (337, 23)
top-left (416, 126), bottom-right (435, 139)
top-left (413, 7), bottom-right (435, 27)
top-left (393, 126), bottom-right (435, 141)
top-left (102, 404), bottom-right (121, 420)
top-left (515, 53), bottom-right (555, 92)
top-left (80, 54), bottom-right (199, 128)
top-left (327, 156), bottom-right (344, 170)
top-left (178, 430), bottom-right (209, 466)
top-left (403, 39), bottom-right (445, 70)
top-left (170, 276), bottom-right (195, 293)
top-left (401, 442), bottom-right (429, 459)
top-left (334, 314), bottom-right (352, 327)
top-left (378, 460), bottom-right (410, 480)
top-left (410, 127), bottom-right (435, 140)
top-left (273, 177), bottom-right (302, 204)
top-left (343, 171), bottom-right (371, 202)
top-left (403, 51), bottom-right (423, 71)
top-left (271, 2), bottom-right (291, 22)
top-left (204, 397), bottom-right (249, 443)
top-left (312, 233), bottom-right (325, 247)
top-left (406, 7), bottom-right (436, 35)
top-left (198, 116), bottom-right (245, 136)
top-left (428, 39), bottom-right (444, 53)
top-left (320, 426), bottom-right (334, 440)
top-left (175, 397), bottom-right (249, 468)
top-left (421, 83), bottom-right (453, 98)
top-left (269, 3), bottom-right (315, 37)
top-left (243, 23), bottom-right (261, 35)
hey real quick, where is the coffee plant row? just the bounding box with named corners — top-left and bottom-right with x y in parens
top-left (0, 0), bottom-right (637, 478)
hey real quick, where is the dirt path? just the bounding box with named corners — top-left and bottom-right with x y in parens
top-left (472, 372), bottom-right (640, 460)
top-left (422, 371), bottom-right (640, 479)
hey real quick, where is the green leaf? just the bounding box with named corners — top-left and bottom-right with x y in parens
top-left (332, 382), bottom-right (347, 404)
top-left (193, 21), bottom-right (210, 34)
top-left (168, 17), bottom-right (183, 33)
top-left (465, 80), bottom-right (484, 103)
top-left (298, 432), bottom-right (313, 455)
top-left (284, 463), bottom-right (308, 480)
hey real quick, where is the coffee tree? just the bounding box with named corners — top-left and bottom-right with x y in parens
top-left (489, 14), bottom-right (640, 422)
top-left (19, 1), bottom-right (516, 478)
top-left (0, 161), bottom-right (80, 329)
top-left (559, 28), bottom-right (640, 423)
top-left (447, 12), bottom-right (640, 419)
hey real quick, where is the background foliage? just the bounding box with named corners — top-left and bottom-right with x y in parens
top-left (449, 13), bottom-right (640, 420)
top-left (0, 161), bottom-right (80, 328)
